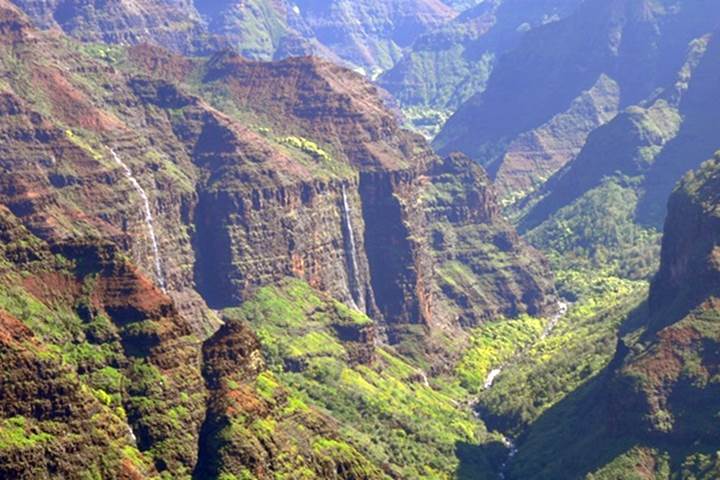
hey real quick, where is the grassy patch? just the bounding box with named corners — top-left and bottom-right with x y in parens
top-left (476, 270), bottom-right (647, 435)
top-left (457, 315), bottom-right (545, 394)
top-left (0, 417), bottom-right (54, 450)
top-left (223, 278), bottom-right (498, 478)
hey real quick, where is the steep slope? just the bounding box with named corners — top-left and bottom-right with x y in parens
top-left (0, 5), bottom-right (220, 332)
top-left (209, 278), bottom-right (502, 478)
top-left (289, 0), bottom-right (457, 75)
top-left (0, 202), bottom-right (386, 479)
top-left (9, 0), bottom-right (213, 53)
top-left (0, 2), bottom-right (561, 476)
top-left (0, 0), bottom-right (557, 359)
top-left (436, 0), bottom-right (720, 200)
top-left (379, 0), bottom-right (585, 138)
top-left (195, 300), bottom-right (385, 479)
top-left (168, 49), bottom-right (557, 357)
top-left (11, 0), bottom-right (459, 75)
top-left (521, 28), bottom-right (720, 278)
top-left (0, 204), bottom-right (206, 478)
top-left (202, 0), bottom-right (461, 75)
top-left (509, 157), bottom-right (720, 479)
top-left (193, 0), bottom-right (336, 62)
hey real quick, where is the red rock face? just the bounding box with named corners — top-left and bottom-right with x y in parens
top-left (0, 204), bottom-right (205, 477)
top-left (195, 294), bottom-right (384, 480)
top-left (0, 4), bottom-right (555, 359)
top-left (0, 309), bottom-right (34, 345)
top-left (203, 53), bottom-right (419, 171)
top-left (196, 53), bottom-right (556, 337)
top-left (606, 159), bottom-right (720, 443)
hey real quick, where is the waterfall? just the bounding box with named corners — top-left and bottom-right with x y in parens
top-left (541, 301), bottom-right (568, 339)
top-left (484, 368), bottom-right (502, 390)
top-left (341, 184), bottom-right (362, 310)
top-left (110, 149), bottom-right (166, 292)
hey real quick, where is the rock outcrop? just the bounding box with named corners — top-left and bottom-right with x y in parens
top-left (611, 157), bottom-right (720, 438)
top-left (196, 319), bottom-right (383, 479)
top-left (0, 205), bottom-right (206, 478)
top-left (186, 51), bottom-right (557, 352)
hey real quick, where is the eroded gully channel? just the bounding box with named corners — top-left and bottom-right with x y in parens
top-left (475, 301), bottom-right (569, 479)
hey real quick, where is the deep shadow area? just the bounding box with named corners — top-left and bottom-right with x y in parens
top-left (455, 440), bottom-right (506, 480)
top-left (458, 293), bottom-right (720, 479)
top-left (455, 301), bottom-right (646, 479)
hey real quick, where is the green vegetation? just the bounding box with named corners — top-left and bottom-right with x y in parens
top-left (223, 278), bottom-right (497, 479)
top-left (457, 315), bottom-right (545, 394)
top-left (224, 272), bottom-right (649, 478)
top-left (225, 279), bottom-right (371, 367)
top-left (0, 417), bottom-right (53, 450)
top-left (402, 107), bottom-right (452, 140)
top-left (64, 130), bottom-right (104, 162)
top-left (274, 135), bottom-right (355, 179)
top-left (525, 178), bottom-right (662, 279)
top-left (278, 136), bottom-right (332, 163)
top-left (475, 270), bottom-right (646, 435)
top-left (382, 43), bottom-right (495, 139)
top-left (0, 211), bottom-right (203, 478)
top-left (205, 353), bottom-right (383, 480)
top-left (79, 43), bottom-right (124, 64)
top-left (586, 447), bottom-right (671, 479)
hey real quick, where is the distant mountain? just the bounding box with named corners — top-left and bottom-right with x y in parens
top-left (379, 0), bottom-right (585, 138)
top-left (521, 27), bottom-right (720, 279)
top-left (8, 0), bottom-right (213, 52)
top-left (288, 0), bottom-right (457, 74)
top-left (436, 0), bottom-right (720, 200)
top-left (9, 0), bottom-right (460, 75)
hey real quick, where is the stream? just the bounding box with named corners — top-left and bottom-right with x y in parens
top-left (478, 301), bottom-right (569, 478)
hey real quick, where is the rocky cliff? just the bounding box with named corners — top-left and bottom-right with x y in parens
top-left (212, 52), bottom-right (555, 346)
top-left (0, 2), bottom-right (561, 476)
top-left (195, 308), bottom-right (384, 479)
top-left (0, 203), bottom-right (206, 478)
top-left (0, 200), bottom-right (388, 479)
top-left (0, 0), bottom-right (556, 351)
top-left (611, 158), bottom-right (720, 441)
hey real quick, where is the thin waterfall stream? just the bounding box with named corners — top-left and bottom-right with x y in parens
top-left (340, 184), bottom-right (362, 310)
top-left (111, 149), bottom-right (166, 292)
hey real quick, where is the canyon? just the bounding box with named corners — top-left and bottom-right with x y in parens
top-left (1, 0), bottom-right (720, 478)
top-left (0, 0), bottom-right (555, 477)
